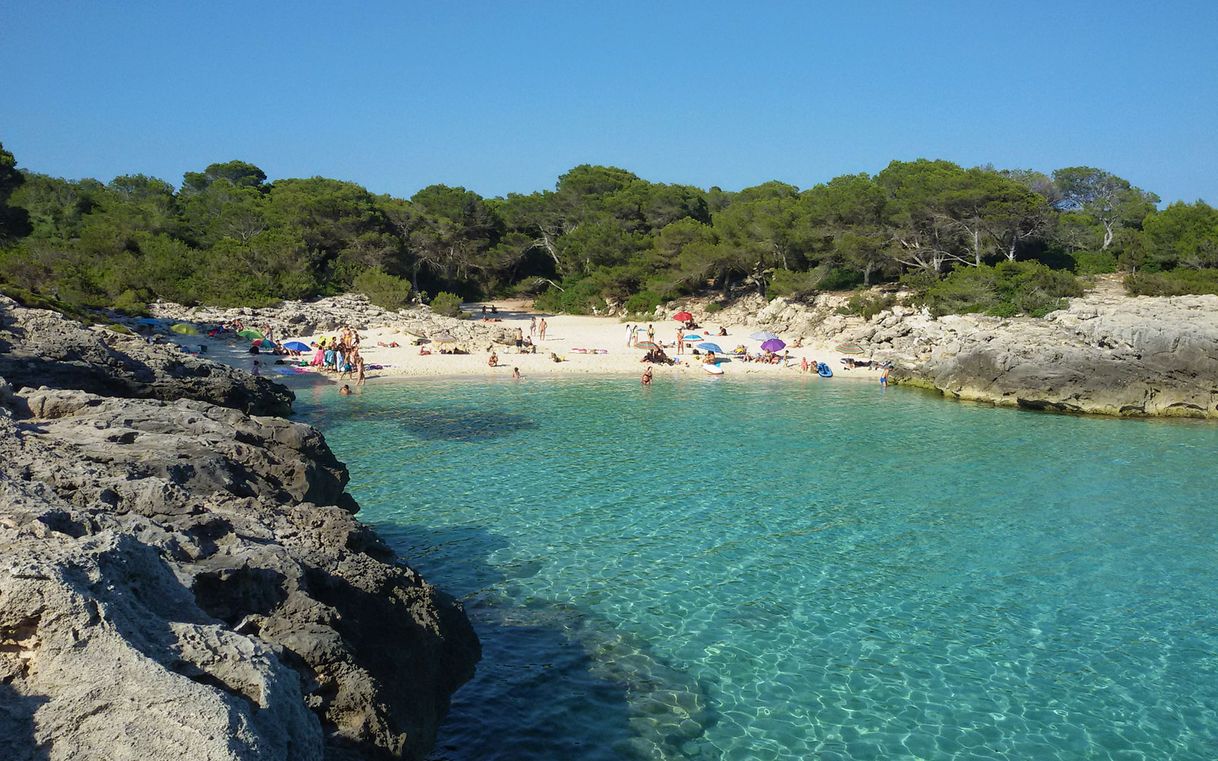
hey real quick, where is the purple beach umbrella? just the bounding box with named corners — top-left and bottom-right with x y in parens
top-left (761, 338), bottom-right (786, 352)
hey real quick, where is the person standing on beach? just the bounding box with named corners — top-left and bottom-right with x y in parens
top-left (354, 350), bottom-right (366, 386)
top-left (514, 326), bottom-right (524, 350)
top-left (625, 323), bottom-right (634, 347)
top-left (647, 323), bottom-right (655, 344)
top-left (676, 329), bottom-right (685, 355)
top-left (530, 317), bottom-right (537, 338)
top-left (539, 318), bottom-right (548, 341)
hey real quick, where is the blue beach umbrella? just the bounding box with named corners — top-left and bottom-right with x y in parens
top-left (284, 341), bottom-right (310, 352)
top-left (697, 342), bottom-right (724, 354)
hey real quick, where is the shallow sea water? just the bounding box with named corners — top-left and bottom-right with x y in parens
top-left (295, 376), bottom-right (1218, 760)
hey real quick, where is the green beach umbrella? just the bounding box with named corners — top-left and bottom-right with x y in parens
top-left (170, 323), bottom-right (198, 335)
top-left (237, 328), bottom-right (263, 340)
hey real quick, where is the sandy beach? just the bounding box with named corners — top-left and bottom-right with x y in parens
top-left (277, 301), bottom-right (889, 384)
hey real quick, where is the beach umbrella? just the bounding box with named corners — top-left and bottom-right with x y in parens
top-left (635, 341), bottom-right (659, 350)
top-left (170, 323), bottom-right (198, 335)
top-left (283, 341), bottom-right (310, 352)
top-left (836, 343), bottom-right (864, 355)
top-left (696, 342), bottom-right (724, 353)
top-left (432, 332), bottom-right (457, 344)
top-left (673, 311), bottom-right (693, 322)
top-left (683, 334), bottom-right (702, 341)
top-left (750, 330), bottom-right (779, 341)
top-left (761, 338), bottom-right (786, 353)
top-left (237, 328), bottom-right (263, 340)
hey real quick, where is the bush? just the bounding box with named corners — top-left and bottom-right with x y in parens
top-left (353, 267), bottom-right (412, 311)
top-left (815, 267), bottom-right (863, 291)
top-left (704, 301), bottom-right (723, 314)
top-left (919, 261), bottom-right (1082, 318)
top-left (1124, 269), bottom-right (1218, 296)
top-left (1071, 250), bottom-right (1118, 275)
top-left (623, 290), bottom-right (662, 315)
top-left (429, 291), bottom-right (464, 317)
top-left (837, 292), bottom-right (897, 320)
top-left (768, 268), bottom-right (819, 299)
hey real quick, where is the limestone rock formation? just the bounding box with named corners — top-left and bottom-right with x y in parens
top-left (670, 280), bottom-right (1218, 419)
top-left (0, 295), bottom-right (293, 416)
top-left (0, 378), bottom-right (479, 759)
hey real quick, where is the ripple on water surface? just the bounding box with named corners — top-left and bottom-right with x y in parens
top-left (296, 377), bottom-right (1218, 760)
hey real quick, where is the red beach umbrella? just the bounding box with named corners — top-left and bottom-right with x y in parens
top-left (673, 311), bottom-right (693, 322)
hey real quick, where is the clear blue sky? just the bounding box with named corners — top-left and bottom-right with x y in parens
top-left (2, 1), bottom-right (1215, 203)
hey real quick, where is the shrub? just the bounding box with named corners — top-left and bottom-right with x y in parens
top-left (815, 267), bottom-right (863, 291)
top-left (623, 290), bottom-right (662, 315)
top-left (837, 293), bottom-right (897, 320)
top-left (768, 268), bottom-right (819, 299)
top-left (1071, 250), bottom-right (1118, 275)
top-left (1124, 269), bottom-right (1218, 296)
top-left (704, 301), bottom-right (723, 314)
top-left (919, 261), bottom-right (1082, 318)
top-left (111, 289), bottom-right (148, 316)
top-left (429, 291), bottom-right (464, 317)
top-left (353, 267), bottom-right (412, 311)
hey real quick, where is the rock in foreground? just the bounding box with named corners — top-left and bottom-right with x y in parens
top-left (0, 379), bottom-right (479, 760)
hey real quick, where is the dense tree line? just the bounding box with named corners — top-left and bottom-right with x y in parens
top-left (0, 140), bottom-right (1215, 318)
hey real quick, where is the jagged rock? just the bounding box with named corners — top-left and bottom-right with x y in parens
top-left (669, 279), bottom-right (1218, 419)
top-left (0, 296), bottom-right (293, 416)
top-left (0, 382), bottom-right (479, 760)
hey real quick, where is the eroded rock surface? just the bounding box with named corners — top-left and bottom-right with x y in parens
top-left (0, 295), bottom-right (293, 416)
top-left (0, 378), bottom-right (479, 760)
top-left (672, 280), bottom-right (1218, 418)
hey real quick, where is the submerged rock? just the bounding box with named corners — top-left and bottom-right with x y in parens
top-left (0, 295), bottom-right (294, 416)
top-left (0, 379), bottom-right (479, 759)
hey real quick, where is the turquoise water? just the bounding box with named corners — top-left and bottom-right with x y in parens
top-left (294, 377), bottom-right (1218, 760)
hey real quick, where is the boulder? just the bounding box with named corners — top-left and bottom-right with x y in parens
top-left (0, 382), bottom-right (480, 760)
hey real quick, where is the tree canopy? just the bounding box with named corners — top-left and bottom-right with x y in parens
top-left (0, 143), bottom-right (1213, 315)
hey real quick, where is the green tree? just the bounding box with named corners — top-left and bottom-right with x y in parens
top-left (1141, 201), bottom-right (1218, 270)
top-left (0, 142), bottom-right (31, 243)
top-left (1052, 166), bottom-right (1158, 250)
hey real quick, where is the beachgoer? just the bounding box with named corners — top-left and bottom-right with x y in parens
top-left (539, 318), bottom-right (548, 340)
top-left (491, 305), bottom-right (498, 314)
top-left (641, 366), bottom-right (653, 385)
top-left (512, 367), bottom-right (521, 380)
top-left (514, 327), bottom-right (524, 349)
top-left (647, 323), bottom-right (655, 343)
top-left (677, 329), bottom-right (685, 355)
top-left (339, 384), bottom-right (352, 396)
top-left (625, 323), bottom-right (634, 347)
top-left (488, 351), bottom-right (499, 367)
top-left (355, 351), bottom-right (366, 385)
top-left (530, 317), bottom-right (537, 338)
top-left (251, 360), bottom-right (261, 376)
top-left (481, 305), bottom-right (488, 315)
top-left (718, 326), bottom-right (727, 336)
top-left (880, 368), bottom-right (890, 387)
top-left (801, 357), bottom-right (809, 373)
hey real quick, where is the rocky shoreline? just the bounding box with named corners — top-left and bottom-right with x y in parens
top-left (0, 296), bottom-right (480, 760)
top-left (676, 278), bottom-right (1218, 419)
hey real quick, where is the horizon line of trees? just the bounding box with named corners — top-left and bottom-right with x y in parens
top-left (1, 140), bottom-right (1216, 318)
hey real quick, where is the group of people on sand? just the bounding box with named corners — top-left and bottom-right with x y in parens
top-left (308, 326), bottom-right (366, 386)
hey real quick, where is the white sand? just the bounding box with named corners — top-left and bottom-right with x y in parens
top-left (282, 300), bottom-right (888, 385)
